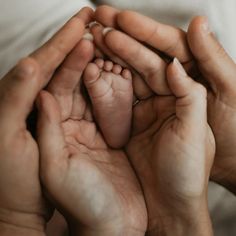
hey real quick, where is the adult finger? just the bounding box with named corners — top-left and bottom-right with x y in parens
top-left (167, 58), bottom-right (207, 125)
top-left (117, 11), bottom-right (192, 64)
top-left (0, 7), bottom-right (94, 126)
top-left (0, 58), bottom-right (40, 125)
top-left (76, 6), bottom-right (94, 24)
top-left (90, 23), bottom-right (128, 67)
top-left (37, 91), bottom-right (68, 187)
top-left (94, 5), bottom-right (120, 28)
top-left (31, 7), bottom-right (94, 86)
top-left (187, 16), bottom-right (236, 93)
top-left (90, 24), bottom-right (154, 98)
top-left (48, 39), bottom-right (94, 97)
top-left (47, 39), bottom-right (94, 120)
top-left (104, 29), bottom-right (171, 95)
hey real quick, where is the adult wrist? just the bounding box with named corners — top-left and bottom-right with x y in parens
top-left (0, 209), bottom-right (46, 236)
top-left (0, 221), bottom-right (46, 236)
top-left (147, 200), bottom-right (213, 236)
top-left (69, 222), bottom-right (145, 236)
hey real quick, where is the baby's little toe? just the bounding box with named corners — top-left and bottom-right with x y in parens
top-left (122, 69), bottom-right (132, 80)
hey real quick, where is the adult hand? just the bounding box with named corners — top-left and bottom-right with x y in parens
top-left (95, 6), bottom-right (236, 195)
top-left (125, 59), bottom-right (215, 235)
top-left (36, 39), bottom-right (147, 236)
top-left (92, 6), bottom-right (195, 100)
top-left (0, 7), bottom-right (93, 235)
top-left (93, 6), bottom-right (215, 235)
top-left (187, 17), bottom-right (236, 193)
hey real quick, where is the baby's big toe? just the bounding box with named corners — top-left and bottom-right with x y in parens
top-left (83, 63), bottom-right (100, 87)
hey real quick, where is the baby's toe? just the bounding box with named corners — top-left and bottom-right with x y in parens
top-left (83, 63), bottom-right (100, 86)
top-left (122, 69), bottom-right (132, 80)
top-left (104, 61), bottom-right (114, 72)
top-left (112, 64), bottom-right (122, 74)
top-left (94, 58), bottom-right (104, 69)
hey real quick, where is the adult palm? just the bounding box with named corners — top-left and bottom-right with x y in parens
top-left (37, 39), bottom-right (147, 235)
top-left (0, 8), bottom-right (90, 231)
top-left (125, 61), bottom-right (215, 234)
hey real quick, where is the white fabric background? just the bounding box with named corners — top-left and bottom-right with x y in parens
top-left (1, 0), bottom-right (236, 77)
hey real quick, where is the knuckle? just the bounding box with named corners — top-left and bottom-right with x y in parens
top-left (164, 29), bottom-right (185, 54)
top-left (14, 57), bottom-right (39, 79)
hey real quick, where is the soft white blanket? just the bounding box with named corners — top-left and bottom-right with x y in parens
top-left (0, 0), bottom-right (236, 77)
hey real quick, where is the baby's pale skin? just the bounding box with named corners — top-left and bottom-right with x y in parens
top-left (83, 58), bottom-right (133, 148)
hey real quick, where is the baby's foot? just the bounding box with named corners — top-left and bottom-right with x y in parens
top-left (83, 58), bottom-right (133, 148)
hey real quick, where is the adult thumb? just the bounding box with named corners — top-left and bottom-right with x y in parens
top-left (36, 91), bottom-right (68, 188)
top-left (187, 16), bottom-right (236, 93)
top-left (167, 58), bottom-right (207, 126)
top-left (0, 57), bottom-right (42, 126)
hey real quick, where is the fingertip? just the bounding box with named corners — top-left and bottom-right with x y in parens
top-left (102, 27), bottom-right (114, 36)
top-left (76, 7), bottom-right (94, 24)
top-left (90, 23), bottom-right (104, 42)
top-left (167, 58), bottom-right (187, 83)
top-left (94, 5), bottom-right (120, 27)
top-left (82, 32), bottom-right (94, 41)
top-left (167, 58), bottom-right (190, 97)
top-left (117, 10), bottom-right (138, 28)
top-left (103, 30), bottom-right (121, 51)
top-left (168, 58), bottom-right (207, 101)
top-left (188, 16), bottom-right (211, 37)
top-left (77, 38), bottom-right (95, 57)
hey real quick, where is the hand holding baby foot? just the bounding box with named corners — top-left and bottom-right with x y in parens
top-left (96, 6), bottom-right (236, 196)
top-left (37, 39), bottom-right (147, 236)
top-left (126, 59), bottom-right (215, 235)
top-left (0, 59), bottom-right (51, 236)
top-left (0, 7), bottom-right (93, 235)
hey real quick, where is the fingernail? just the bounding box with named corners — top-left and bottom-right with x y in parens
top-left (201, 17), bottom-right (211, 34)
top-left (82, 33), bottom-right (94, 41)
top-left (88, 21), bottom-right (100, 28)
top-left (173, 58), bottom-right (187, 77)
top-left (102, 27), bottom-right (113, 36)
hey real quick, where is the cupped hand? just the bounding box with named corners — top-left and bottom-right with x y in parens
top-left (125, 59), bottom-right (215, 235)
top-left (93, 6), bottom-right (215, 235)
top-left (0, 7), bottom-right (93, 235)
top-left (95, 6), bottom-right (236, 195)
top-left (36, 38), bottom-right (147, 236)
